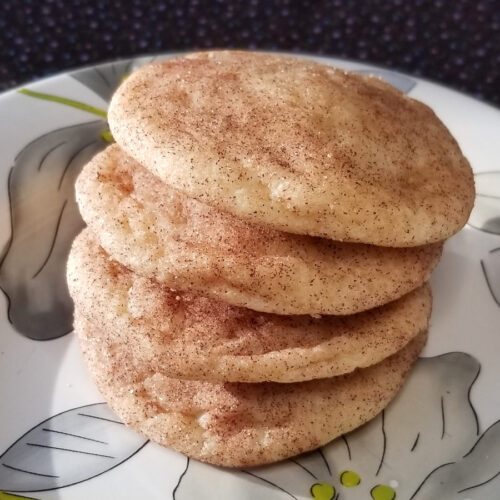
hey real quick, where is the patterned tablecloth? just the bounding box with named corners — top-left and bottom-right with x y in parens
top-left (0, 0), bottom-right (499, 105)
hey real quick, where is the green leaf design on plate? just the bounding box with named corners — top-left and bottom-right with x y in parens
top-left (99, 130), bottom-right (114, 142)
top-left (0, 492), bottom-right (40, 499)
top-left (18, 89), bottom-right (108, 118)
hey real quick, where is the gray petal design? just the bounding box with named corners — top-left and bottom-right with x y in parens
top-left (468, 172), bottom-right (500, 235)
top-left (174, 460), bottom-right (298, 500)
top-left (356, 67), bottom-right (416, 93)
top-left (322, 352), bottom-right (480, 496)
top-left (0, 121), bottom-right (108, 340)
top-left (173, 353), bottom-right (491, 500)
top-left (412, 420), bottom-right (500, 499)
top-left (481, 247), bottom-right (500, 307)
top-left (70, 60), bottom-right (134, 102)
top-left (0, 403), bottom-right (148, 492)
top-left (70, 57), bottom-right (157, 102)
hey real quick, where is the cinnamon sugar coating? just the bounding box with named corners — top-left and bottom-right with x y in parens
top-left (76, 144), bottom-right (441, 315)
top-left (76, 312), bottom-right (426, 467)
top-left (109, 51), bottom-right (474, 246)
top-left (67, 229), bottom-right (431, 383)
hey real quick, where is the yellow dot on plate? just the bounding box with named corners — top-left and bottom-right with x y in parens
top-left (371, 484), bottom-right (396, 500)
top-left (310, 482), bottom-right (336, 500)
top-left (340, 470), bottom-right (361, 487)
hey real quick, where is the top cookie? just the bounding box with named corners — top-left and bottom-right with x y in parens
top-left (109, 51), bottom-right (474, 246)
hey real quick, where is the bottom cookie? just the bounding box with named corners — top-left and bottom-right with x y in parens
top-left (75, 312), bottom-right (427, 467)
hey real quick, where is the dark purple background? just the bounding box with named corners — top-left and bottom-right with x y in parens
top-left (1, 0), bottom-right (499, 106)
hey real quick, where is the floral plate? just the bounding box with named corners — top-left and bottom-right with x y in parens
top-left (0, 53), bottom-right (499, 500)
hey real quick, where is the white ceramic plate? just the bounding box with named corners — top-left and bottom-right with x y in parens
top-left (0, 53), bottom-right (499, 500)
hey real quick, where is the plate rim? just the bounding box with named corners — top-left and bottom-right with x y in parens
top-left (0, 49), bottom-right (498, 114)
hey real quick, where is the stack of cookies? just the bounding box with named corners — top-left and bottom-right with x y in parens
top-left (67, 51), bottom-right (475, 467)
